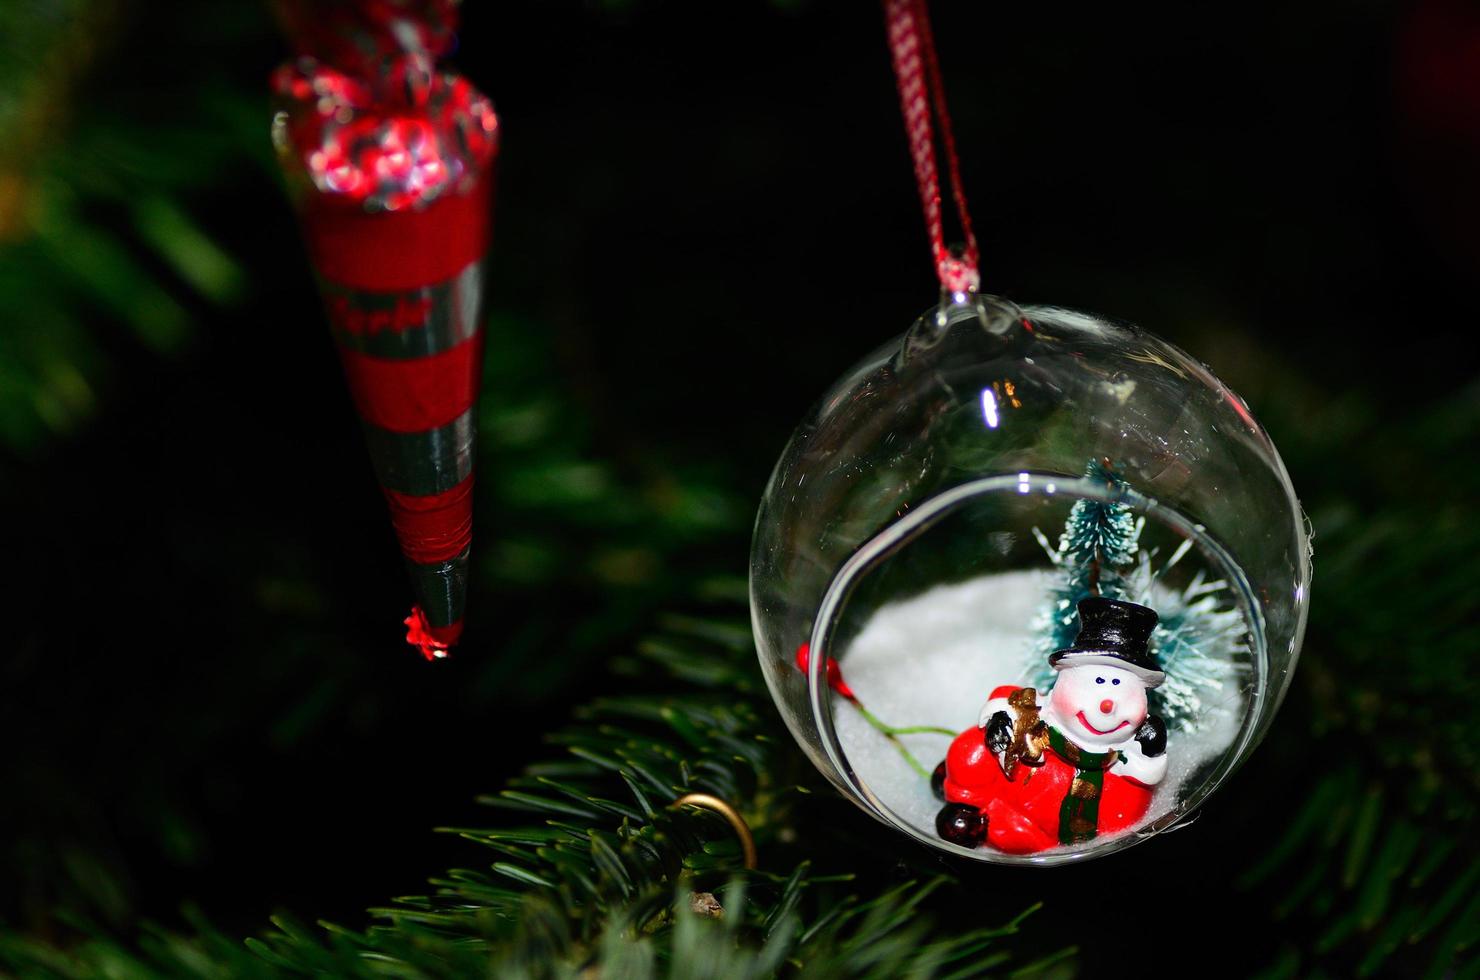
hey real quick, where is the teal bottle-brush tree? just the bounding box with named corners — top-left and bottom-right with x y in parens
top-left (1027, 460), bottom-right (1248, 735)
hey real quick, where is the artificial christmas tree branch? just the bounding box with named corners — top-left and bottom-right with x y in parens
top-left (4, 388), bottom-right (1480, 974)
top-left (0, 596), bottom-right (1059, 978)
top-left (25, 378), bottom-right (1480, 976)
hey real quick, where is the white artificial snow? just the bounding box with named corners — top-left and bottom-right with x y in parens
top-left (833, 570), bottom-right (1247, 854)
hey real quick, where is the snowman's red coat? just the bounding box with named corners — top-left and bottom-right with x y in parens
top-left (942, 685), bottom-right (1155, 854)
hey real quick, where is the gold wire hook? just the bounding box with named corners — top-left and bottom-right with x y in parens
top-left (671, 792), bottom-right (758, 870)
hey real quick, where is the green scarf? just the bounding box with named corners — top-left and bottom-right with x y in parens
top-left (1047, 726), bottom-right (1119, 846)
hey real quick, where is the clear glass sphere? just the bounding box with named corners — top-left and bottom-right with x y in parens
top-left (750, 293), bottom-right (1312, 865)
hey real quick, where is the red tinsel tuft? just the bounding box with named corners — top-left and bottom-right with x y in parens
top-left (271, 59), bottom-right (497, 212)
top-left (404, 606), bottom-right (451, 661)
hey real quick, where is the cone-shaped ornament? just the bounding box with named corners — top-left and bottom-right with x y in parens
top-left (271, 3), bottom-right (496, 658)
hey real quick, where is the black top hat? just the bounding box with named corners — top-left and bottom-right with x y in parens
top-left (1048, 597), bottom-right (1164, 688)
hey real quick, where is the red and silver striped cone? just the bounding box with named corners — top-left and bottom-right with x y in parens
top-left (271, 11), bottom-right (497, 659)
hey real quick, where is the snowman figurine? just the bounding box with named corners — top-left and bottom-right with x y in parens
top-left (932, 597), bottom-right (1170, 854)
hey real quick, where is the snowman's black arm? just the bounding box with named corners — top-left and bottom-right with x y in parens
top-left (1134, 714), bottom-right (1167, 757)
top-left (984, 710), bottom-right (1013, 754)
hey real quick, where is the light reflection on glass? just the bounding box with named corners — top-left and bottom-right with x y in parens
top-left (980, 387), bottom-right (999, 428)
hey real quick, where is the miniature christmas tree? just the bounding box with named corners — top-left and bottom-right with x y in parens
top-left (1031, 458), bottom-right (1143, 660)
top-left (1028, 460), bottom-right (1247, 733)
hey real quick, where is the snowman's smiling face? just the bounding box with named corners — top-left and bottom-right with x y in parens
top-left (1048, 663), bottom-right (1148, 749)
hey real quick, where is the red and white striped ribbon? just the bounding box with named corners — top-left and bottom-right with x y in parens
top-left (884, 0), bottom-right (980, 295)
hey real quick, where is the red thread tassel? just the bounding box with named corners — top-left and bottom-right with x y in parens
top-left (404, 606), bottom-right (451, 661)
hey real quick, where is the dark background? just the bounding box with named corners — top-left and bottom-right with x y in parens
top-left (2, 0), bottom-right (1477, 973)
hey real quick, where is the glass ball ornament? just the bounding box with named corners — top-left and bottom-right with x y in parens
top-left (749, 292), bottom-right (1312, 866)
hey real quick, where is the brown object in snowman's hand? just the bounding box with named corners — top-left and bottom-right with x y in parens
top-left (934, 597), bottom-right (1170, 854)
top-left (991, 687), bottom-right (1049, 778)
